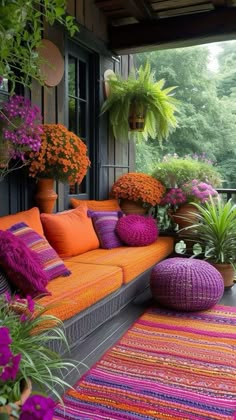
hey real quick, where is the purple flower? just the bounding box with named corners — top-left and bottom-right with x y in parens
top-left (160, 180), bottom-right (218, 207)
top-left (0, 353), bottom-right (21, 381)
top-left (0, 345), bottom-right (12, 365)
top-left (25, 295), bottom-right (35, 313)
top-left (20, 395), bottom-right (55, 420)
top-left (0, 327), bottom-right (12, 345)
top-left (0, 95), bottom-right (42, 162)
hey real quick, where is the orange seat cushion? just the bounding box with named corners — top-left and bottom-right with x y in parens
top-left (0, 207), bottom-right (44, 236)
top-left (40, 205), bottom-right (99, 258)
top-left (36, 262), bottom-right (123, 321)
top-left (70, 198), bottom-right (121, 211)
top-left (67, 237), bottom-right (174, 284)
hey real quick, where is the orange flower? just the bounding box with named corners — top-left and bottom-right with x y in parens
top-left (110, 172), bottom-right (165, 207)
top-left (29, 124), bottom-right (90, 184)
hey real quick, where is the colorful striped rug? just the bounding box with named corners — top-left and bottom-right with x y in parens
top-left (54, 305), bottom-right (236, 420)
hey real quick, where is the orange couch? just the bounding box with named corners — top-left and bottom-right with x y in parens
top-left (0, 205), bottom-right (174, 354)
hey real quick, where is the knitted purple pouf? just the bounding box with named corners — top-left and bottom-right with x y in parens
top-left (150, 257), bottom-right (224, 311)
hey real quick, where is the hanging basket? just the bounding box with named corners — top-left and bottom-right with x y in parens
top-left (128, 102), bottom-right (146, 132)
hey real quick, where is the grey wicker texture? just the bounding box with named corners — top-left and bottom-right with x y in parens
top-left (47, 268), bottom-right (152, 355)
top-left (150, 257), bottom-right (224, 311)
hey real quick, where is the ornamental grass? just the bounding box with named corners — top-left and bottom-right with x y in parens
top-left (29, 124), bottom-right (90, 184)
top-left (110, 172), bottom-right (165, 207)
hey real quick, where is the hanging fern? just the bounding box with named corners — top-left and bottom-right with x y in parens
top-left (101, 62), bottom-right (180, 143)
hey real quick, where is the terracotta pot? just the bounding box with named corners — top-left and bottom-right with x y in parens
top-left (210, 262), bottom-right (235, 289)
top-left (120, 199), bottom-right (149, 215)
top-left (0, 379), bottom-right (32, 418)
top-left (171, 203), bottom-right (199, 230)
top-left (35, 178), bottom-right (58, 214)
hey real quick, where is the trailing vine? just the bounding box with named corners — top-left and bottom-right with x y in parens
top-left (0, 0), bottom-right (79, 90)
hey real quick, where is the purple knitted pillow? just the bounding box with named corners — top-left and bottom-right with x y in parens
top-left (88, 210), bottom-right (123, 249)
top-left (0, 230), bottom-right (50, 298)
top-left (8, 222), bottom-right (71, 280)
top-left (115, 215), bottom-right (158, 247)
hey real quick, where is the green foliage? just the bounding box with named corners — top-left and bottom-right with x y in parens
top-left (185, 197), bottom-right (236, 265)
top-left (135, 44), bottom-right (236, 187)
top-left (0, 295), bottom-right (82, 402)
top-left (101, 62), bottom-right (179, 142)
top-left (0, 0), bottom-right (79, 90)
top-left (152, 156), bottom-right (222, 188)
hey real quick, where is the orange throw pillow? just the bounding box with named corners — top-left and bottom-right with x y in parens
top-left (70, 198), bottom-right (121, 211)
top-left (40, 205), bottom-right (100, 258)
top-left (0, 207), bottom-right (44, 236)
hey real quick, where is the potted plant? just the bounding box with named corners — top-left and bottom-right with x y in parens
top-left (152, 154), bottom-right (222, 188)
top-left (0, 293), bottom-right (80, 419)
top-left (28, 124), bottom-right (91, 213)
top-left (101, 62), bottom-right (179, 142)
top-left (110, 172), bottom-right (165, 215)
top-left (184, 197), bottom-right (236, 288)
top-left (160, 179), bottom-right (219, 229)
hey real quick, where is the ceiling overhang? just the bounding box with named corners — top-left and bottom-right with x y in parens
top-left (94, 1), bottom-right (236, 54)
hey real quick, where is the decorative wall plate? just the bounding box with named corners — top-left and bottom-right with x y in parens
top-left (37, 39), bottom-right (64, 87)
top-left (104, 69), bottom-right (116, 98)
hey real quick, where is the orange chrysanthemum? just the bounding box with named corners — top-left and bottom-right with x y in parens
top-left (29, 124), bottom-right (90, 184)
top-left (111, 172), bottom-right (165, 207)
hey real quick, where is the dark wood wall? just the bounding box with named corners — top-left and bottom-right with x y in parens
top-left (0, 2), bottom-right (135, 216)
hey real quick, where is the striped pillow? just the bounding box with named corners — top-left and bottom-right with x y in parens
top-left (0, 268), bottom-right (12, 295)
top-left (8, 222), bottom-right (71, 280)
top-left (88, 210), bottom-right (124, 249)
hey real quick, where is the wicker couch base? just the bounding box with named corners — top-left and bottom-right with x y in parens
top-left (48, 267), bottom-right (152, 355)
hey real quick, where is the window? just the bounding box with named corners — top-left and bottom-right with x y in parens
top-left (66, 44), bottom-right (91, 197)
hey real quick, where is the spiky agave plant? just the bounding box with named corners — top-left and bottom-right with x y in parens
top-left (183, 196), bottom-right (236, 267)
top-left (101, 62), bottom-right (180, 143)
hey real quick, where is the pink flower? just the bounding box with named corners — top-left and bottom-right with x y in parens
top-left (20, 395), bottom-right (55, 420)
top-left (0, 353), bottom-right (21, 381)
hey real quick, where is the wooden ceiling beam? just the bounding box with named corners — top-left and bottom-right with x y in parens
top-left (123, 0), bottom-right (154, 20)
top-left (151, 0), bottom-right (212, 11)
top-left (212, 0), bottom-right (227, 5)
top-left (109, 7), bottom-right (236, 53)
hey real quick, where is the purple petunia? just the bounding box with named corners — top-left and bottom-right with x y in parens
top-left (160, 180), bottom-right (218, 207)
top-left (0, 353), bottom-right (21, 381)
top-left (20, 395), bottom-right (55, 420)
top-left (0, 95), bottom-right (42, 160)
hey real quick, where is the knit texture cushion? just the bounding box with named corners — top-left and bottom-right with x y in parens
top-left (88, 210), bottom-right (123, 249)
top-left (150, 257), bottom-right (224, 311)
top-left (116, 215), bottom-right (158, 247)
top-left (8, 222), bottom-right (71, 280)
top-left (0, 268), bottom-right (12, 295)
top-left (0, 230), bottom-right (49, 298)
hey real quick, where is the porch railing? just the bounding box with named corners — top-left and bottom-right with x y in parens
top-left (216, 188), bottom-right (236, 202)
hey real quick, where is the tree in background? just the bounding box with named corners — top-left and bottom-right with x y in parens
top-left (135, 43), bottom-right (236, 187)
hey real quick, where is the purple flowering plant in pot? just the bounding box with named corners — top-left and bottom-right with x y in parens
top-left (0, 95), bottom-right (42, 179)
top-left (160, 179), bottom-right (219, 230)
top-left (0, 293), bottom-right (80, 419)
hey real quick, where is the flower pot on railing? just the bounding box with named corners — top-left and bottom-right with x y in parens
top-left (171, 203), bottom-right (199, 230)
